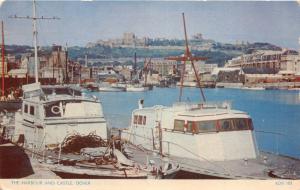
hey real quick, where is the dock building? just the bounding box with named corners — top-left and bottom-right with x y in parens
top-left (225, 49), bottom-right (300, 75)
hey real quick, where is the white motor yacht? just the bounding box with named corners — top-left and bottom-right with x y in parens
top-left (122, 100), bottom-right (300, 179)
top-left (13, 82), bottom-right (108, 147)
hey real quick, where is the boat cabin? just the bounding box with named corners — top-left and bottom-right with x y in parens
top-left (125, 102), bottom-right (258, 162)
top-left (13, 83), bottom-right (108, 150)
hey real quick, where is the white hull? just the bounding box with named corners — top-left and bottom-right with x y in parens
top-left (99, 87), bottom-right (125, 92)
top-left (126, 86), bottom-right (149, 92)
top-left (241, 87), bottom-right (265, 90)
top-left (13, 84), bottom-right (108, 149)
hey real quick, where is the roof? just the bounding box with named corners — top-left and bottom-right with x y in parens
top-left (133, 102), bottom-right (250, 119)
top-left (211, 67), bottom-right (241, 75)
top-left (178, 108), bottom-right (247, 117)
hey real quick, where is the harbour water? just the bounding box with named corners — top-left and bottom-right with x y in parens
top-left (89, 87), bottom-right (300, 159)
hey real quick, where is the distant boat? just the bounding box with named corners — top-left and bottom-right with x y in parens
top-left (265, 86), bottom-right (279, 90)
top-left (98, 82), bottom-right (125, 92)
top-left (241, 86), bottom-right (265, 90)
top-left (126, 84), bottom-right (149, 92)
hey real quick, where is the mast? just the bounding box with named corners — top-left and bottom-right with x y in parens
top-left (32, 0), bottom-right (38, 83)
top-left (9, 0), bottom-right (59, 84)
top-left (165, 13), bottom-right (207, 102)
top-left (1, 21), bottom-right (5, 96)
top-left (85, 54), bottom-right (88, 67)
top-left (65, 43), bottom-right (68, 84)
top-left (134, 52), bottom-right (137, 75)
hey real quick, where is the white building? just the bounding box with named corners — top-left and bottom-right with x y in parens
top-left (225, 50), bottom-right (300, 75)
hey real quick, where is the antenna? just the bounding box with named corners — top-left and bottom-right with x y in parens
top-left (9, 0), bottom-right (60, 83)
top-left (1, 21), bottom-right (5, 96)
top-left (143, 57), bottom-right (151, 86)
top-left (65, 43), bottom-right (69, 84)
top-left (165, 13), bottom-right (207, 102)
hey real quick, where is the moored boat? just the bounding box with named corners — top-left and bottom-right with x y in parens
top-left (121, 12), bottom-right (300, 179)
top-left (126, 84), bottom-right (149, 92)
top-left (122, 100), bottom-right (300, 179)
top-left (98, 82), bottom-right (126, 92)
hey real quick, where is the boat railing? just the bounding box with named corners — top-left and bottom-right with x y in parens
top-left (41, 94), bottom-right (99, 103)
top-left (172, 101), bottom-right (233, 111)
top-left (119, 129), bottom-right (231, 174)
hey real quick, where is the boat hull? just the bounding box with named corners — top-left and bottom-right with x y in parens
top-left (99, 87), bottom-right (125, 92)
top-left (50, 166), bottom-right (148, 179)
top-left (0, 100), bottom-right (22, 112)
top-left (126, 87), bottom-right (149, 92)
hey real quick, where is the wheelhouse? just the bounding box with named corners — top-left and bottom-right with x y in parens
top-left (173, 118), bottom-right (253, 134)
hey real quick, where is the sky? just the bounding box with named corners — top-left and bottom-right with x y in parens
top-left (1, 1), bottom-right (300, 49)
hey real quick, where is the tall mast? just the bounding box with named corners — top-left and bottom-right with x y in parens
top-left (32, 0), bottom-right (38, 83)
top-left (65, 43), bottom-right (68, 84)
top-left (1, 21), bottom-right (5, 96)
top-left (9, 0), bottom-right (59, 84)
top-left (165, 13), bottom-right (207, 102)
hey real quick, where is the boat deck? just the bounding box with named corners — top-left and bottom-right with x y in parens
top-left (123, 143), bottom-right (300, 179)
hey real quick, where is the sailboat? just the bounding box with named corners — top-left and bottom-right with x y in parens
top-left (121, 13), bottom-right (300, 179)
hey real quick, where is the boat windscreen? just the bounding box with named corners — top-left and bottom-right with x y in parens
top-left (23, 89), bottom-right (42, 99)
top-left (42, 87), bottom-right (81, 96)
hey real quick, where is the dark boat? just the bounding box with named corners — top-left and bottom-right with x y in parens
top-left (0, 99), bottom-right (22, 112)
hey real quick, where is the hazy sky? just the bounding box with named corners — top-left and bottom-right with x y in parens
top-left (1, 1), bottom-right (300, 49)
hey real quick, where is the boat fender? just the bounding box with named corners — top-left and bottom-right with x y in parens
top-left (51, 105), bottom-right (61, 114)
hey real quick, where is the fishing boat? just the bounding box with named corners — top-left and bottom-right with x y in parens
top-left (121, 13), bottom-right (300, 179)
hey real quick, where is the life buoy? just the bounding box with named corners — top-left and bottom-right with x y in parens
top-left (51, 105), bottom-right (61, 114)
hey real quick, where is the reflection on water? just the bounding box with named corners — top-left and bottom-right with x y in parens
top-left (89, 87), bottom-right (300, 159)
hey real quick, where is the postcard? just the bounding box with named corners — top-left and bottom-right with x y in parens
top-left (0, 1), bottom-right (299, 190)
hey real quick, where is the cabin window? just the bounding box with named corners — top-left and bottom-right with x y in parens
top-left (247, 119), bottom-right (254, 130)
top-left (233, 119), bottom-right (249, 130)
top-left (44, 102), bottom-right (61, 117)
top-left (218, 119), bottom-right (233, 131)
top-left (143, 116), bottom-right (146, 125)
top-left (24, 104), bottom-right (28, 114)
top-left (133, 115), bottom-right (138, 124)
top-left (30, 106), bottom-right (35, 115)
top-left (138, 115), bottom-right (143, 125)
top-left (187, 121), bottom-right (199, 134)
top-left (196, 120), bottom-right (216, 132)
top-left (174, 120), bottom-right (185, 132)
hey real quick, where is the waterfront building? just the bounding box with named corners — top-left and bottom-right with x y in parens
top-left (225, 49), bottom-right (300, 75)
top-left (39, 45), bottom-right (68, 83)
top-left (151, 58), bottom-right (177, 76)
top-left (123, 32), bottom-right (136, 46)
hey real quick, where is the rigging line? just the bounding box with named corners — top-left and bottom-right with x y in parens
top-left (254, 130), bottom-right (300, 154)
top-left (255, 130), bottom-right (299, 144)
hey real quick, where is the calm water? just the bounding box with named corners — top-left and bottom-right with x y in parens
top-left (89, 87), bottom-right (300, 159)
